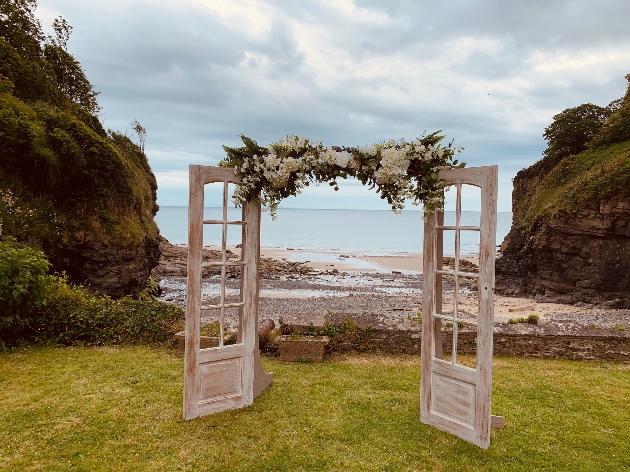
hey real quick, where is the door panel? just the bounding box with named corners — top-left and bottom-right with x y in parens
top-left (420, 165), bottom-right (498, 449)
top-left (184, 165), bottom-right (273, 420)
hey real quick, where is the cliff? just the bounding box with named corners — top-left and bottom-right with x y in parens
top-left (0, 3), bottom-right (160, 297)
top-left (496, 75), bottom-right (630, 308)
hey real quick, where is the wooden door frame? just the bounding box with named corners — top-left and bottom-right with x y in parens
top-left (184, 165), bottom-right (272, 420)
top-left (420, 165), bottom-right (502, 449)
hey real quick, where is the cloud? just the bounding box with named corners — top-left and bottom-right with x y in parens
top-left (36, 0), bottom-right (630, 213)
top-left (154, 170), bottom-right (189, 188)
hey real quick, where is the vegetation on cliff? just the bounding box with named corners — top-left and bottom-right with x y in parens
top-left (497, 74), bottom-right (630, 306)
top-left (0, 239), bottom-right (182, 347)
top-left (515, 74), bottom-right (630, 227)
top-left (0, 0), bottom-right (160, 296)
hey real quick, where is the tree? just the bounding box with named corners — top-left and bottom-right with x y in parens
top-left (0, 0), bottom-right (44, 59)
top-left (542, 102), bottom-right (616, 168)
top-left (130, 119), bottom-right (147, 152)
top-left (589, 74), bottom-right (630, 149)
top-left (0, 2), bottom-right (100, 113)
top-left (43, 41), bottom-right (101, 113)
top-left (49, 16), bottom-right (71, 50)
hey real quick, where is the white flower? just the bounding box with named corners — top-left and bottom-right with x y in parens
top-left (335, 151), bottom-right (352, 168)
top-left (225, 134), bottom-right (456, 219)
top-left (359, 145), bottom-right (377, 156)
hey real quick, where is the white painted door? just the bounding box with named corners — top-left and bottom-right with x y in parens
top-left (184, 165), bottom-right (273, 420)
top-left (420, 166), bottom-right (499, 449)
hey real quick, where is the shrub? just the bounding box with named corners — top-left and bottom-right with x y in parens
top-left (508, 314), bottom-right (539, 325)
top-left (31, 274), bottom-right (183, 346)
top-left (0, 240), bottom-right (183, 347)
top-left (0, 238), bottom-right (50, 338)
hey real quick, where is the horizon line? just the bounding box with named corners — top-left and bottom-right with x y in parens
top-left (157, 205), bottom-right (513, 213)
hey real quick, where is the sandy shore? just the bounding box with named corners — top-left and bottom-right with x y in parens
top-left (260, 248), bottom-right (423, 273)
top-left (200, 245), bottom-right (479, 273)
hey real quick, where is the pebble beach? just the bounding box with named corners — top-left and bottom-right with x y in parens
top-left (154, 240), bottom-right (630, 336)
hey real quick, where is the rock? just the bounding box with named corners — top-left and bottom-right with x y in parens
top-left (497, 176), bottom-right (630, 308)
top-left (152, 239), bottom-right (319, 280)
top-left (48, 235), bottom-right (160, 299)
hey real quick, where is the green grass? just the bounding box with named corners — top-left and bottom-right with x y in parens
top-left (1, 347), bottom-right (629, 471)
top-left (521, 140), bottom-right (630, 227)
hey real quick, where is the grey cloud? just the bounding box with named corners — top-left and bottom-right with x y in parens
top-left (357, 0), bottom-right (630, 50)
top-left (255, 22), bottom-right (306, 74)
top-left (38, 0), bottom-right (630, 211)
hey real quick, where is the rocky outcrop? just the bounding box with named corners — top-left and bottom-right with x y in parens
top-left (152, 238), bottom-right (318, 280)
top-left (497, 179), bottom-right (630, 308)
top-left (0, 4), bottom-right (162, 298)
top-left (47, 235), bottom-right (160, 299)
top-left (497, 74), bottom-right (630, 307)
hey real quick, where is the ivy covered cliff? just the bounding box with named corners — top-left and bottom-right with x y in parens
top-left (496, 74), bottom-right (630, 307)
top-left (0, 0), bottom-right (160, 298)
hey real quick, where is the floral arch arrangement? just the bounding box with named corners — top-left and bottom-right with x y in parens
top-left (219, 132), bottom-right (464, 218)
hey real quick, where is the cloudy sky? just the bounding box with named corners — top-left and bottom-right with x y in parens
top-left (36, 0), bottom-right (630, 212)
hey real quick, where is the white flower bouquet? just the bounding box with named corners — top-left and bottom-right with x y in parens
top-left (219, 132), bottom-right (464, 219)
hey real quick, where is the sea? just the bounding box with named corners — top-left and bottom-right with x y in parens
top-left (155, 207), bottom-right (512, 256)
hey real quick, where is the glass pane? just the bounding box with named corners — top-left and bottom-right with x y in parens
top-left (443, 185), bottom-right (457, 226)
top-left (199, 181), bottom-right (245, 348)
top-left (455, 284), bottom-right (478, 370)
top-left (442, 229), bottom-right (456, 261)
top-left (459, 184), bottom-right (481, 228)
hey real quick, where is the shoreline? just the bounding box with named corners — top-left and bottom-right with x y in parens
top-left (157, 241), bottom-right (629, 332)
top-left (175, 244), bottom-right (480, 273)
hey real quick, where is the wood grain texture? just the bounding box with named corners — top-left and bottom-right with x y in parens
top-left (241, 200), bottom-right (258, 406)
top-left (420, 166), bottom-right (499, 449)
top-left (242, 200), bottom-right (275, 400)
top-left (199, 166), bottom-right (241, 185)
top-left (184, 166), bottom-right (274, 420)
top-left (184, 165), bottom-right (204, 420)
top-left (200, 358), bottom-right (243, 400)
top-left (420, 206), bottom-right (436, 423)
top-left (475, 165), bottom-right (498, 448)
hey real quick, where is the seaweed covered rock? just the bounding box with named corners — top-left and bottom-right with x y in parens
top-left (0, 1), bottom-right (160, 298)
top-left (497, 74), bottom-right (630, 307)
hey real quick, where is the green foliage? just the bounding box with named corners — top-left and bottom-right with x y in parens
top-left (541, 102), bottom-right (617, 173)
top-left (31, 275), bottom-right (183, 346)
top-left (221, 132), bottom-right (464, 218)
top-left (0, 0), bottom-right (44, 60)
top-left (590, 74), bottom-right (630, 149)
top-left (0, 92), bottom-right (158, 246)
top-left (0, 1), bottom-right (99, 111)
top-left (521, 141), bottom-right (630, 226)
top-left (138, 275), bottom-right (160, 302)
top-left (43, 42), bottom-right (100, 114)
top-left (444, 321), bottom-right (464, 329)
top-left (296, 318), bottom-right (378, 351)
top-left (298, 321), bottom-right (339, 338)
top-left (0, 238), bottom-right (50, 338)
top-left (199, 321), bottom-right (221, 337)
top-left (517, 74), bottom-right (630, 228)
top-left (0, 240), bottom-right (182, 347)
top-left (508, 314), bottom-right (539, 325)
top-left (0, 1), bottom-right (159, 256)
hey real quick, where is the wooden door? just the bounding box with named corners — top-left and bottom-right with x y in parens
top-left (420, 165), bottom-right (501, 449)
top-left (184, 165), bottom-right (273, 420)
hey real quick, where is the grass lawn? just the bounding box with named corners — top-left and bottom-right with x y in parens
top-left (0, 346), bottom-right (628, 471)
